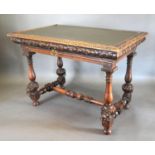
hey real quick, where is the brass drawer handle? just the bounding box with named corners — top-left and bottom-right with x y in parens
top-left (50, 49), bottom-right (57, 56)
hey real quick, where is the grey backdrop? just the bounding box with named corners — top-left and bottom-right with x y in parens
top-left (0, 15), bottom-right (155, 140)
top-left (0, 14), bottom-right (154, 83)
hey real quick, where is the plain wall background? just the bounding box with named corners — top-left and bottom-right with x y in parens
top-left (0, 14), bottom-right (154, 83)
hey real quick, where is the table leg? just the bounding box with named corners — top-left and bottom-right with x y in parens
top-left (122, 52), bottom-right (135, 109)
top-left (56, 57), bottom-right (66, 87)
top-left (24, 52), bottom-right (40, 106)
top-left (101, 72), bottom-right (115, 135)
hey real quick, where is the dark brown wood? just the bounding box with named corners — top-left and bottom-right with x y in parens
top-left (122, 52), bottom-right (135, 109)
top-left (7, 25), bottom-right (147, 135)
top-left (19, 49), bottom-right (140, 135)
top-left (103, 72), bottom-right (113, 104)
top-left (7, 25), bottom-right (147, 60)
top-left (23, 50), bottom-right (40, 106)
top-left (100, 52), bottom-right (136, 134)
top-left (100, 52), bottom-right (136, 135)
top-left (38, 81), bottom-right (59, 94)
top-left (54, 87), bottom-right (104, 106)
top-left (23, 50), bottom-right (36, 81)
top-left (11, 38), bottom-right (118, 59)
top-left (101, 71), bottom-right (114, 135)
top-left (38, 84), bottom-right (104, 106)
top-left (26, 81), bottom-right (40, 106)
top-left (56, 57), bottom-right (66, 87)
top-left (21, 45), bottom-right (117, 72)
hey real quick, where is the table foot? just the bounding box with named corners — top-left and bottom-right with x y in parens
top-left (32, 101), bottom-right (40, 106)
top-left (101, 105), bottom-right (116, 135)
top-left (26, 81), bottom-right (40, 106)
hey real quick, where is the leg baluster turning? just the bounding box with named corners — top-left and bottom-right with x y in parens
top-left (101, 72), bottom-right (116, 135)
top-left (101, 52), bottom-right (136, 135)
top-left (122, 52), bottom-right (135, 109)
top-left (24, 51), bottom-right (40, 106)
top-left (56, 57), bottom-right (66, 87)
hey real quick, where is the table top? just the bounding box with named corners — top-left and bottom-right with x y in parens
top-left (7, 25), bottom-right (147, 59)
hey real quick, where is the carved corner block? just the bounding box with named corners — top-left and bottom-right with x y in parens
top-left (101, 62), bottom-right (117, 73)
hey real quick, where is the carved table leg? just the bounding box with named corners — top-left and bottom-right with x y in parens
top-left (56, 57), bottom-right (66, 87)
top-left (24, 51), bottom-right (40, 106)
top-left (101, 72), bottom-right (115, 135)
top-left (122, 52), bottom-right (135, 109)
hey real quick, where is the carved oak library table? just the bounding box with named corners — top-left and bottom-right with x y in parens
top-left (7, 25), bottom-right (147, 135)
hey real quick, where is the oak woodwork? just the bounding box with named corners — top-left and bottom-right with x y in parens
top-left (56, 57), bottom-right (66, 87)
top-left (7, 25), bottom-right (147, 60)
top-left (7, 25), bottom-right (147, 135)
top-left (101, 72), bottom-right (114, 135)
top-left (22, 45), bottom-right (117, 72)
top-left (26, 81), bottom-right (40, 106)
top-left (11, 37), bottom-right (118, 59)
top-left (122, 52), bottom-right (135, 109)
top-left (23, 51), bottom-right (40, 106)
top-left (39, 83), bottom-right (104, 106)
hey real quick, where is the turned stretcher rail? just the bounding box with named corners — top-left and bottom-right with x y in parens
top-left (38, 82), bottom-right (104, 106)
top-left (38, 80), bottom-right (127, 120)
top-left (53, 87), bottom-right (104, 106)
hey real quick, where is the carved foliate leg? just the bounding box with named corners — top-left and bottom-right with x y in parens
top-left (122, 52), bottom-right (135, 109)
top-left (26, 81), bottom-right (40, 106)
top-left (56, 57), bottom-right (66, 87)
top-left (101, 72), bottom-right (115, 135)
top-left (23, 51), bottom-right (40, 106)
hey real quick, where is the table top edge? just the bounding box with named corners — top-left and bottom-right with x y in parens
top-left (7, 31), bottom-right (147, 53)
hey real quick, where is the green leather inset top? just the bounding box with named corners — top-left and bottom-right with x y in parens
top-left (22, 25), bottom-right (140, 46)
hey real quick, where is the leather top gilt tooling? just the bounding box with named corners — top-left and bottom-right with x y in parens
top-left (7, 24), bottom-right (148, 135)
top-left (7, 25), bottom-right (147, 60)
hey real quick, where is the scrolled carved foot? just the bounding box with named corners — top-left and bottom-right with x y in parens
top-left (26, 81), bottom-right (40, 106)
top-left (101, 104), bottom-right (117, 135)
top-left (102, 118), bottom-right (113, 135)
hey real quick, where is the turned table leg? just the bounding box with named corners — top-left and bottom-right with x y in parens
top-left (101, 72), bottom-right (115, 135)
top-left (56, 57), bottom-right (66, 87)
top-left (24, 51), bottom-right (40, 106)
top-left (122, 52), bottom-right (135, 109)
